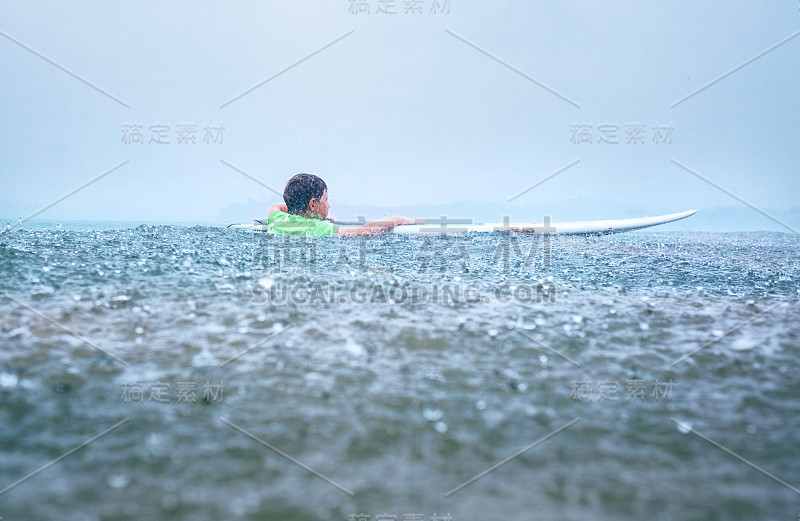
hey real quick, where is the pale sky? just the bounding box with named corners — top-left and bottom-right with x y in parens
top-left (1, 1), bottom-right (798, 231)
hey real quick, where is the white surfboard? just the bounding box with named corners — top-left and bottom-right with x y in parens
top-left (229, 210), bottom-right (696, 235)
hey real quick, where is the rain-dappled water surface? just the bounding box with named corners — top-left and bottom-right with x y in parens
top-left (1, 225), bottom-right (799, 521)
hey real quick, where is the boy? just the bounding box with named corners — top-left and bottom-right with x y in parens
top-left (266, 173), bottom-right (417, 237)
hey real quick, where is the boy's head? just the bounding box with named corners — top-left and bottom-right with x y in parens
top-left (283, 173), bottom-right (329, 218)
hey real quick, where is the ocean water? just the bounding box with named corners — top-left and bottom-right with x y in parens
top-left (0, 224), bottom-right (798, 521)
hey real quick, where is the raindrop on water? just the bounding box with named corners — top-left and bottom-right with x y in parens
top-left (107, 473), bottom-right (131, 489)
top-left (0, 372), bottom-right (19, 388)
top-left (675, 420), bottom-right (692, 434)
top-left (344, 338), bottom-right (365, 357)
top-left (423, 407), bottom-right (443, 421)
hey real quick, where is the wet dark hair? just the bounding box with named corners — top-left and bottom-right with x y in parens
top-left (283, 173), bottom-right (327, 215)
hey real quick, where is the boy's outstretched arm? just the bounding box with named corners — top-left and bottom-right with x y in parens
top-left (336, 216), bottom-right (419, 236)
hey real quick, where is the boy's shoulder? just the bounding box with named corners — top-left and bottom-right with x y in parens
top-left (267, 210), bottom-right (289, 223)
top-left (267, 211), bottom-right (336, 237)
top-left (268, 210), bottom-right (316, 224)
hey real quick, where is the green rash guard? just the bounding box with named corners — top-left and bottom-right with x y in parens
top-left (266, 211), bottom-right (337, 237)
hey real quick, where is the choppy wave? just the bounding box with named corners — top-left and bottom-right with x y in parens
top-left (1, 226), bottom-right (798, 520)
